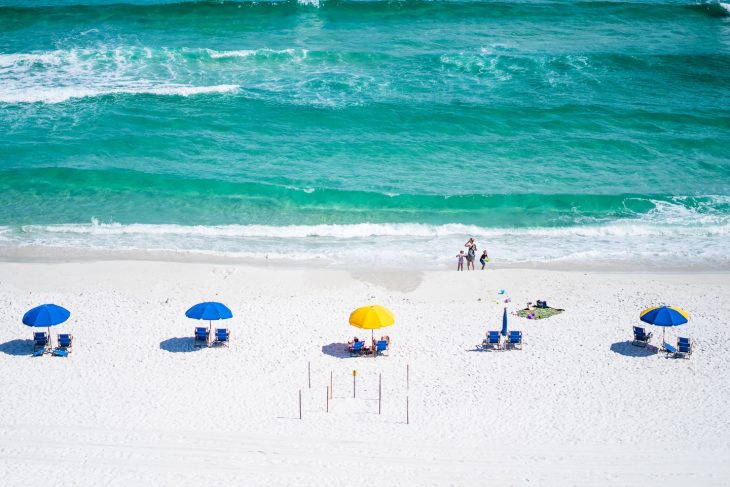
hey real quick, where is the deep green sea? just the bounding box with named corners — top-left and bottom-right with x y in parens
top-left (0, 0), bottom-right (729, 267)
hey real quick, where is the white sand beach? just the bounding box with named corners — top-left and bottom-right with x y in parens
top-left (1, 259), bottom-right (729, 486)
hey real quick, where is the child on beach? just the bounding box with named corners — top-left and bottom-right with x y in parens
top-left (456, 250), bottom-right (465, 271)
top-left (480, 249), bottom-right (489, 269)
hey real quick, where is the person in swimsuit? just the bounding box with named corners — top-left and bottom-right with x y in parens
top-left (456, 250), bottom-right (465, 271)
top-left (480, 249), bottom-right (489, 269)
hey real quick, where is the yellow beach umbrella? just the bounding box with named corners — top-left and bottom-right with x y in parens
top-left (349, 305), bottom-right (394, 343)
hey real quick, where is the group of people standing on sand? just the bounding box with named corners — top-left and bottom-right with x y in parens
top-left (456, 238), bottom-right (489, 271)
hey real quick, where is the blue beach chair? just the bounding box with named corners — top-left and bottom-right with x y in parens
top-left (506, 330), bottom-right (523, 350)
top-left (482, 331), bottom-right (502, 350)
top-left (33, 332), bottom-right (49, 355)
top-left (374, 338), bottom-right (389, 356)
top-left (194, 327), bottom-right (210, 347)
top-left (51, 333), bottom-right (74, 357)
top-left (632, 326), bottom-right (652, 347)
top-left (348, 340), bottom-right (365, 355)
top-left (57, 334), bottom-right (73, 351)
top-left (214, 328), bottom-right (230, 347)
top-left (675, 337), bottom-right (692, 359)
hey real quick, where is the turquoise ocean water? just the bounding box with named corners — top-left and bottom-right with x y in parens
top-left (0, 0), bottom-right (729, 267)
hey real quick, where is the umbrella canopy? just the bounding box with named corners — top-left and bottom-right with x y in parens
top-left (640, 306), bottom-right (688, 343)
top-left (349, 305), bottom-right (394, 344)
top-left (501, 307), bottom-right (508, 337)
top-left (185, 302), bottom-right (233, 321)
top-left (23, 304), bottom-right (70, 328)
top-left (640, 306), bottom-right (688, 327)
top-left (349, 305), bottom-right (394, 330)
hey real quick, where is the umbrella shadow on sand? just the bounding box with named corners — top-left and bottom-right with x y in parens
top-left (159, 337), bottom-right (202, 353)
top-left (321, 342), bottom-right (357, 359)
top-left (0, 339), bottom-right (34, 356)
top-left (610, 341), bottom-right (658, 357)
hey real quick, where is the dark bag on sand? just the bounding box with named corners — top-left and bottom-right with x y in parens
top-left (536, 300), bottom-right (548, 309)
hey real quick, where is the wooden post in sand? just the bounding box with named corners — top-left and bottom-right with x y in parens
top-left (326, 386), bottom-right (329, 412)
top-left (378, 373), bottom-right (382, 415)
top-left (308, 361), bottom-right (311, 389)
top-left (352, 370), bottom-right (357, 398)
top-left (299, 389), bottom-right (302, 420)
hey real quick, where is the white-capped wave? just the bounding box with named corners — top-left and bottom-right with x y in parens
top-left (0, 84), bottom-right (239, 104)
top-left (19, 219), bottom-right (730, 240)
top-left (720, 2), bottom-right (730, 14)
top-left (206, 48), bottom-right (308, 60)
top-left (0, 45), bottom-right (370, 107)
top-left (0, 46), bottom-right (246, 104)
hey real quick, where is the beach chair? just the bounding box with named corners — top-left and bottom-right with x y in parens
top-left (348, 340), bottom-right (365, 355)
top-left (632, 326), bottom-right (652, 347)
top-left (214, 328), bottom-right (230, 347)
top-left (374, 339), bottom-right (389, 356)
top-left (194, 327), bottom-right (210, 347)
top-left (662, 342), bottom-right (677, 358)
top-left (50, 333), bottom-right (74, 357)
top-left (33, 332), bottom-right (50, 354)
top-left (57, 334), bottom-right (73, 351)
top-left (505, 330), bottom-right (522, 350)
top-left (482, 331), bottom-right (502, 350)
top-left (675, 337), bottom-right (692, 359)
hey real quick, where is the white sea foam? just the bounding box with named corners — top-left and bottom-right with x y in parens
top-left (0, 84), bottom-right (239, 104)
top-left (206, 49), bottom-right (258, 59)
top-left (206, 48), bottom-right (308, 60)
top-left (0, 45), bottom-right (328, 105)
top-left (720, 2), bottom-right (730, 14)
top-left (0, 46), bottom-right (243, 103)
top-left (4, 206), bottom-right (729, 269)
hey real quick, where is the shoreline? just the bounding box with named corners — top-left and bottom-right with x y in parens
top-left (1, 244), bottom-right (728, 274)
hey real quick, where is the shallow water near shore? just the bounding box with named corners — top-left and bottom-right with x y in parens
top-left (1, 0), bottom-right (729, 268)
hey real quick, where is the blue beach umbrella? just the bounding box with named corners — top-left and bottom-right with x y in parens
top-left (640, 306), bottom-right (688, 343)
top-left (185, 301), bottom-right (232, 333)
top-left (501, 307), bottom-right (508, 337)
top-left (22, 303), bottom-right (71, 347)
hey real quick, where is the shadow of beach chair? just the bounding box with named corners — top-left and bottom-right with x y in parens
top-left (214, 328), bottom-right (230, 347)
top-left (348, 340), bottom-right (365, 355)
top-left (632, 326), bottom-right (652, 347)
top-left (374, 339), bottom-right (389, 356)
top-left (194, 327), bottom-right (210, 347)
top-left (33, 332), bottom-right (49, 356)
top-left (482, 331), bottom-right (502, 350)
top-left (505, 330), bottom-right (522, 350)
